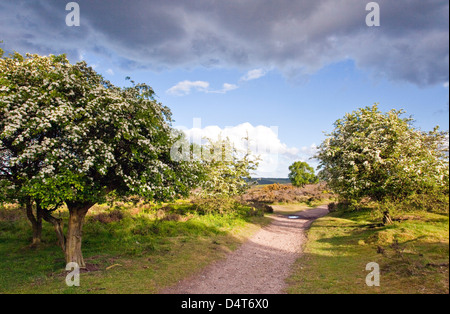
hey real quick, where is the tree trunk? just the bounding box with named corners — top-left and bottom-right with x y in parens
top-left (40, 205), bottom-right (66, 252)
top-left (65, 202), bottom-right (94, 269)
top-left (25, 199), bottom-right (42, 248)
top-left (383, 210), bottom-right (393, 225)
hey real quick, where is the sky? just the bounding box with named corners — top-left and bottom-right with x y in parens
top-left (0, 0), bottom-right (449, 177)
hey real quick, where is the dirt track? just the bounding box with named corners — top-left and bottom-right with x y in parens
top-left (161, 205), bottom-right (329, 294)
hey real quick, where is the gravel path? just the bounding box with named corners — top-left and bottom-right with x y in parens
top-left (161, 205), bottom-right (329, 294)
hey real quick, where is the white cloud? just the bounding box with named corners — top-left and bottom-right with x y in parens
top-left (299, 144), bottom-right (318, 159)
top-left (240, 69), bottom-right (267, 81)
top-left (106, 68), bottom-right (115, 75)
top-left (210, 83), bottom-right (239, 94)
top-left (167, 69), bottom-right (269, 97)
top-left (167, 81), bottom-right (238, 96)
top-left (166, 80), bottom-right (210, 96)
top-left (444, 82), bottom-right (449, 88)
top-left (177, 122), bottom-right (316, 177)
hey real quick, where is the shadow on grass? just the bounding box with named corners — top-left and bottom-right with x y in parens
top-left (0, 207), bottom-right (269, 293)
top-left (286, 208), bottom-right (449, 294)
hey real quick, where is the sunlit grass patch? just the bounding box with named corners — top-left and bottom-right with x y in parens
top-left (287, 208), bottom-right (449, 294)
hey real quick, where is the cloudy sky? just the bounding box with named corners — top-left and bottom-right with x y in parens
top-left (1, 0), bottom-right (448, 177)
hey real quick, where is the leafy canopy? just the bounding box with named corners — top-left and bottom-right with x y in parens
top-left (315, 104), bottom-right (449, 202)
top-left (288, 161), bottom-right (318, 187)
top-left (0, 52), bottom-right (200, 208)
top-left (199, 136), bottom-right (259, 198)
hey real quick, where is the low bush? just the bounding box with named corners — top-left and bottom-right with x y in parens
top-left (243, 183), bottom-right (335, 205)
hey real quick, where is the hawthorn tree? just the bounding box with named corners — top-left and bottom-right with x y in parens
top-left (0, 48), bottom-right (49, 246)
top-left (190, 136), bottom-right (259, 213)
top-left (288, 161), bottom-right (318, 187)
top-left (201, 137), bottom-right (258, 196)
top-left (0, 52), bottom-right (200, 267)
top-left (316, 105), bottom-right (449, 220)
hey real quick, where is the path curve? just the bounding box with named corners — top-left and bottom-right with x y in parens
top-left (161, 204), bottom-right (329, 294)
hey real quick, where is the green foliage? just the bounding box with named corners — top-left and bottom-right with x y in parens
top-left (201, 137), bottom-right (259, 197)
top-left (0, 52), bottom-right (200, 209)
top-left (195, 137), bottom-right (259, 213)
top-left (192, 194), bottom-right (240, 215)
top-left (384, 192), bottom-right (449, 214)
top-left (288, 161), bottom-right (318, 187)
top-left (316, 104), bottom-right (449, 205)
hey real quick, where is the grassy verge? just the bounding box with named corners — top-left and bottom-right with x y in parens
top-left (286, 208), bottom-right (449, 294)
top-left (0, 201), bottom-right (270, 294)
top-left (270, 201), bottom-right (330, 215)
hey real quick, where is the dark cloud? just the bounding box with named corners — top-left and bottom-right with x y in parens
top-left (0, 0), bottom-right (448, 86)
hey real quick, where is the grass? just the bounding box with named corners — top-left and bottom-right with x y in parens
top-left (271, 203), bottom-right (313, 215)
top-left (0, 200), bottom-right (270, 294)
top-left (286, 208), bottom-right (449, 294)
top-left (270, 200), bottom-right (330, 215)
top-left (3, 185), bottom-right (446, 294)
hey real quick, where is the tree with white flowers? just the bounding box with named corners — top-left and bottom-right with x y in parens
top-left (191, 136), bottom-right (259, 214)
top-left (316, 105), bottom-right (449, 220)
top-left (0, 51), bottom-right (201, 267)
top-left (201, 136), bottom-right (258, 197)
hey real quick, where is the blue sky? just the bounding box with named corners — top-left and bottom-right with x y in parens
top-left (87, 54), bottom-right (449, 176)
top-left (1, 0), bottom-right (448, 177)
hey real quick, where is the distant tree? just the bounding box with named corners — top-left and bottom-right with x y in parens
top-left (315, 105), bottom-right (449, 221)
top-left (0, 52), bottom-right (200, 267)
top-left (288, 161), bottom-right (319, 187)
